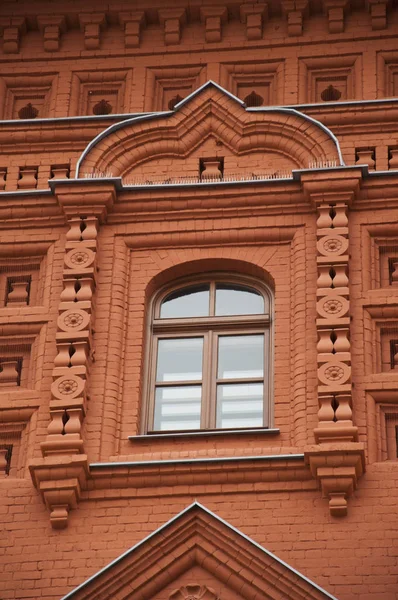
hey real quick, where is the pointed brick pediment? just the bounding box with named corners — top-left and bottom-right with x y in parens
top-left (62, 503), bottom-right (337, 600)
top-left (77, 81), bottom-right (342, 180)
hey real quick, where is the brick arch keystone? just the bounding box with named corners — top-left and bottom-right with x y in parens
top-left (76, 81), bottom-right (344, 178)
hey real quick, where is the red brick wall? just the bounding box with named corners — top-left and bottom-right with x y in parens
top-left (1, 1), bottom-right (398, 599)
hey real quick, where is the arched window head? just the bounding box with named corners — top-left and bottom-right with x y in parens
top-left (144, 275), bottom-right (272, 434)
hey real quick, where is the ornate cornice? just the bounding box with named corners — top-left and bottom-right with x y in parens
top-left (76, 82), bottom-right (342, 177)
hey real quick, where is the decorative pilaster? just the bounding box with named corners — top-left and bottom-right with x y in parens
top-left (315, 201), bottom-right (357, 443)
top-left (29, 180), bottom-right (116, 529)
top-left (302, 169), bottom-right (365, 517)
top-left (41, 216), bottom-right (97, 458)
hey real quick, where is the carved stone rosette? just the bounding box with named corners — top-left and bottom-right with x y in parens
top-left (41, 216), bottom-right (98, 458)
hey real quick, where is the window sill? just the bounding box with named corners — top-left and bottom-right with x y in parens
top-left (129, 428), bottom-right (280, 441)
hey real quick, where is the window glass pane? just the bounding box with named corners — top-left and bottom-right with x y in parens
top-left (218, 335), bottom-right (264, 379)
top-left (156, 338), bottom-right (203, 382)
top-left (160, 285), bottom-right (210, 318)
top-left (215, 284), bottom-right (265, 316)
top-left (216, 383), bottom-right (264, 428)
top-left (154, 386), bottom-right (201, 430)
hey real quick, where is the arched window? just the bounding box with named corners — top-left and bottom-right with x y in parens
top-left (144, 275), bottom-right (272, 433)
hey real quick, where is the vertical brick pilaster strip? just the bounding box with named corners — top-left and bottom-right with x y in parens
top-left (314, 201), bottom-right (358, 443)
top-left (303, 171), bottom-right (365, 517)
top-left (41, 217), bottom-right (98, 457)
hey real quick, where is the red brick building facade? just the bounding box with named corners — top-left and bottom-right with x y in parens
top-left (1, 1), bottom-right (398, 598)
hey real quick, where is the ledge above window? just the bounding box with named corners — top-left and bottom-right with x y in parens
top-left (129, 427), bottom-right (280, 441)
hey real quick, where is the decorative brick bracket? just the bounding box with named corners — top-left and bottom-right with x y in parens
top-left (281, 0), bottom-right (309, 36)
top-left (367, 0), bottom-right (390, 30)
top-left (50, 180), bottom-right (117, 221)
top-left (79, 13), bottom-right (106, 50)
top-left (322, 0), bottom-right (350, 33)
top-left (119, 11), bottom-right (146, 48)
top-left (200, 7), bottom-right (228, 43)
top-left (158, 9), bottom-right (187, 45)
top-left (29, 454), bottom-right (89, 529)
top-left (37, 15), bottom-right (67, 52)
top-left (304, 443), bottom-right (365, 517)
top-left (240, 4), bottom-right (268, 40)
top-left (0, 17), bottom-right (26, 53)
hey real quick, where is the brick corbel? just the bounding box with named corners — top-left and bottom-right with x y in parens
top-left (158, 9), bottom-right (187, 45)
top-left (367, 0), bottom-right (389, 30)
top-left (29, 454), bottom-right (89, 529)
top-left (119, 11), bottom-right (146, 48)
top-left (79, 13), bottom-right (106, 50)
top-left (50, 180), bottom-right (117, 222)
top-left (304, 443), bottom-right (365, 516)
top-left (200, 7), bottom-right (228, 43)
top-left (239, 3), bottom-right (268, 40)
top-left (322, 0), bottom-right (350, 33)
top-left (281, 0), bottom-right (309, 36)
top-left (0, 17), bottom-right (26, 53)
top-left (301, 169), bottom-right (363, 207)
top-left (37, 15), bottom-right (67, 52)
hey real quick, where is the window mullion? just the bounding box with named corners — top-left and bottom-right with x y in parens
top-left (209, 282), bottom-right (215, 316)
top-left (208, 330), bottom-right (218, 429)
top-left (264, 327), bottom-right (271, 428)
top-left (148, 335), bottom-right (160, 430)
top-left (200, 333), bottom-right (209, 429)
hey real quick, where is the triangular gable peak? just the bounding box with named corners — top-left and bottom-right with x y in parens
top-left (77, 81), bottom-right (343, 183)
top-left (62, 503), bottom-right (338, 600)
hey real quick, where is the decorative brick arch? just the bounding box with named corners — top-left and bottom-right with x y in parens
top-left (76, 82), bottom-right (343, 178)
top-left (144, 257), bottom-right (276, 305)
top-left (61, 503), bottom-right (338, 600)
